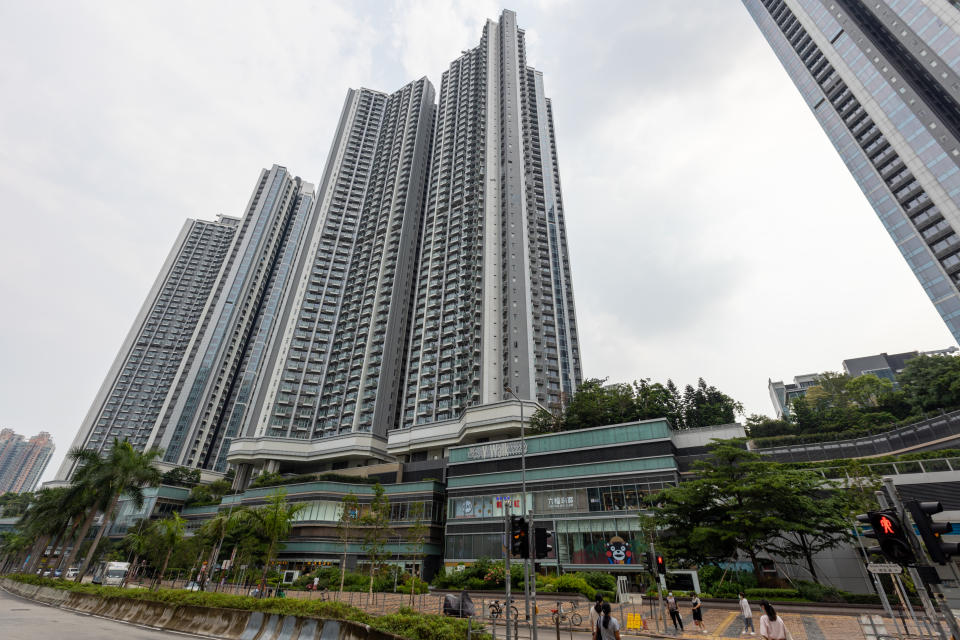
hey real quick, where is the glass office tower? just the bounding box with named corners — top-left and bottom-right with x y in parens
top-left (744, 0), bottom-right (960, 342)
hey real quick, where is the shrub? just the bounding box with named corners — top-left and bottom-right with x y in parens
top-left (796, 581), bottom-right (843, 603)
top-left (579, 572), bottom-right (616, 593)
top-left (552, 574), bottom-right (595, 599)
top-left (373, 607), bottom-right (491, 640)
top-left (5, 574), bottom-right (469, 640)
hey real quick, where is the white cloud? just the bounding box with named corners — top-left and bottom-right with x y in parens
top-left (0, 1), bottom-right (954, 483)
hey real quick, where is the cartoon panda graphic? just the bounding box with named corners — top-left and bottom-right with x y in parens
top-left (606, 536), bottom-right (632, 564)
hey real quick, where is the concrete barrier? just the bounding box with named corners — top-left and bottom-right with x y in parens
top-left (0, 579), bottom-right (404, 640)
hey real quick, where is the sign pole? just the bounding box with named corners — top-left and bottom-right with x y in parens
top-left (504, 504), bottom-right (512, 638)
top-left (882, 479), bottom-right (958, 640)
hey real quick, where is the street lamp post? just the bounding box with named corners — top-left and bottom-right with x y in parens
top-left (504, 386), bottom-right (531, 629)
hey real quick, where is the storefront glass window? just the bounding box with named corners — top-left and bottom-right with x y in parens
top-left (587, 487), bottom-right (602, 512)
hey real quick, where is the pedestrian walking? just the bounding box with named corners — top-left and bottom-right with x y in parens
top-left (666, 592), bottom-right (684, 632)
top-left (739, 592), bottom-right (756, 635)
top-left (759, 600), bottom-right (789, 640)
top-left (590, 593), bottom-right (604, 639)
top-left (691, 593), bottom-right (708, 634)
top-left (595, 602), bottom-right (622, 640)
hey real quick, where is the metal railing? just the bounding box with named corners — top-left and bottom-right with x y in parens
top-left (755, 409), bottom-right (960, 463)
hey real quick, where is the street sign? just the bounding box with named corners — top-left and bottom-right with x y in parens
top-left (867, 563), bottom-right (903, 574)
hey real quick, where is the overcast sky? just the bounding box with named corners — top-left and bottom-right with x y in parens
top-left (1, 1), bottom-right (955, 483)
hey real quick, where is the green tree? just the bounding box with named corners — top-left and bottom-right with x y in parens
top-left (654, 440), bottom-right (791, 579)
top-left (246, 490), bottom-right (307, 594)
top-left (185, 479), bottom-right (232, 507)
top-left (0, 492), bottom-right (33, 518)
top-left (160, 466), bottom-right (201, 487)
top-left (405, 502), bottom-right (429, 606)
top-left (898, 354), bottom-right (960, 412)
top-left (361, 483), bottom-right (392, 598)
top-left (18, 488), bottom-right (70, 574)
top-left (761, 469), bottom-right (856, 583)
top-left (563, 378), bottom-right (635, 431)
top-left (845, 374), bottom-right (894, 408)
top-left (336, 492), bottom-right (360, 598)
top-left (150, 513), bottom-right (186, 590)
top-left (680, 378), bottom-right (744, 429)
top-left (0, 531), bottom-right (31, 573)
top-left (59, 447), bottom-right (108, 573)
top-left (634, 378), bottom-right (682, 423)
top-left (744, 414), bottom-right (794, 438)
top-left (197, 506), bottom-right (247, 588)
top-left (528, 407), bottom-right (564, 434)
top-left (75, 439), bottom-right (162, 581)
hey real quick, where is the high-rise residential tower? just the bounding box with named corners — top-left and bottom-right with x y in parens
top-left (60, 10), bottom-right (580, 482)
top-left (744, 0), bottom-right (960, 342)
top-left (401, 10), bottom-right (581, 427)
top-left (0, 429), bottom-right (54, 494)
top-left (230, 79), bottom-right (435, 472)
top-left (55, 215), bottom-right (238, 480)
top-left (149, 165), bottom-right (314, 471)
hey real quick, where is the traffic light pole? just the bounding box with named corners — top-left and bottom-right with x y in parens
top-left (650, 542), bottom-right (664, 634)
top-left (504, 507), bottom-right (513, 639)
top-left (853, 513), bottom-right (901, 634)
top-left (881, 479), bottom-right (959, 640)
top-left (529, 514), bottom-right (538, 640)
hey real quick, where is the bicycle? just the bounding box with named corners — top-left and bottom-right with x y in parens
top-left (551, 602), bottom-right (582, 626)
top-left (489, 600), bottom-right (519, 620)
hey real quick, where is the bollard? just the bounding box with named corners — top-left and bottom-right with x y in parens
top-left (555, 601), bottom-right (561, 640)
top-left (468, 616), bottom-right (473, 640)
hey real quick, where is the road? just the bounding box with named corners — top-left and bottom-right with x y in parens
top-left (0, 587), bottom-right (200, 640)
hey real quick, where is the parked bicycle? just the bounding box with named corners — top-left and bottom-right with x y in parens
top-left (489, 600), bottom-right (519, 620)
top-left (551, 602), bottom-right (582, 626)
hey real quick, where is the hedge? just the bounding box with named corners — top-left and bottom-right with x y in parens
top-left (5, 574), bottom-right (487, 640)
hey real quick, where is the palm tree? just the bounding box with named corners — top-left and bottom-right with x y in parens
top-left (75, 439), bottom-right (162, 581)
top-left (246, 490), bottom-right (306, 596)
top-left (0, 531), bottom-right (31, 573)
top-left (198, 506), bottom-right (247, 590)
top-left (151, 513), bottom-right (185, 591)
top-left (19, 488), bottom-right (71, 574)
top-left (60, 448), bottom-right (108, 573)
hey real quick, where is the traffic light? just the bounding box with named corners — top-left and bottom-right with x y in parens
top-left (534, 527), bottom-right (554, 559)
top-left (645, 551), bottom-right (656, 573)
top-left (906, 500), bottom-right (959, 565)
top-left (857, 510), bottom-right (915, 564)
top-left (655, 554), bottom-right (666, 575)
top-left (510, 515), bottom-right (529, 557)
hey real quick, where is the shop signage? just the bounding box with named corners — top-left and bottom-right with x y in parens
top-left (467, 441), bottom-right (527, 460)
top-left (546, 495), bottom-right (575, 509)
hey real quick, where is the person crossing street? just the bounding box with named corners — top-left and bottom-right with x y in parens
top-left (666, 592), bottom-right (683, 632)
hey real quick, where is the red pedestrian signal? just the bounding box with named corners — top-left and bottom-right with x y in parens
top-left (655, 555), bottom-right (665, 575)
top-left (857, 510), bottom-right (915, 564)
top-left (879, 515), bottom-right (896, 535)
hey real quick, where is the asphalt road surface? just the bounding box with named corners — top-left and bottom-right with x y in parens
top-left (0, 587), bottom-right (200, 640)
